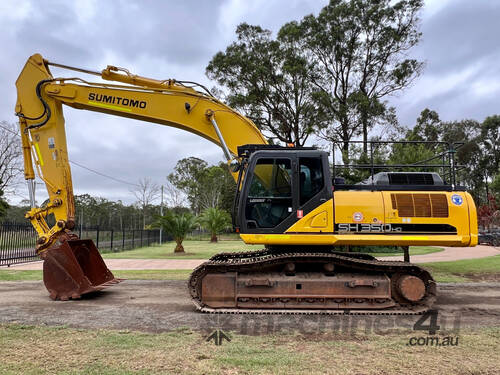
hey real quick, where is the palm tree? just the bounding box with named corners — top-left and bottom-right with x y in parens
top-left (199, 208), bottom-right (232, 242)
top-left (156, 212), bottom-right (197, 253)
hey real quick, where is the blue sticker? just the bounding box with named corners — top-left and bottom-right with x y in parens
top-left (451, 194), bottom-right (463, 206)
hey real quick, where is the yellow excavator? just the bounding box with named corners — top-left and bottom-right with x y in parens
top-left (15, 54), bottom-right (477, 313)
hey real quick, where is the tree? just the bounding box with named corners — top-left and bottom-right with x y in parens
top-left (480, 115), bottom-right (500, 178)
top-left (168, 158), bottom-right (236, 214)
top-left (168, 157), bottom-right (207, 214)
top-left (155, 211), bottom-right (197, 253)
top-left (0, 121), bottom-right (22, 194)
top-left (409, 109), bottom-right (441, 143)
top-left (199, 207), bottom-right (232, 242)
top-left (285, 0), bottom-right (423, 161)
top-left (0, 187), bottom-right (8, 219)
top-left (197, 166), bottom-right (227, 211)
top-left (164, 180), bottom-right (186, 208)
top-left (490, 173), bottom-right (500, 201)
top-left (206, 23), bottom-right (324, 146)
top-left (217, 161), bottom-right (237, 213)
top-left (131, 177), bottom-right (160, 229)
top-left (477, 194), bottom-right (498, 230)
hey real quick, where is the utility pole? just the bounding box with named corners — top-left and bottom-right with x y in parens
top-left (160, 185), bottom-right (164, 244)
top-left (80, 208), bottom-right (83, 234)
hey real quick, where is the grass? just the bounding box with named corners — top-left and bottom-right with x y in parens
top-left (367, 246), bottom-right (443, 257)
top-left (0, 269), bottom-right (42, 281)
top-left (101, 240), bottom-right (258, 260)
top-left (0, 323), bottom-right (498, 375)
top-left (113, 270), bottom-right (192, 280)
top-left (101, 240), bottom-right (442, 260)
top-left (0, 269), bottom-right (192, 282)
top-left (423, 255), bottom-right (500, 283)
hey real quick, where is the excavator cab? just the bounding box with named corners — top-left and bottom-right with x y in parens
top-left (235, 146), bottom-right (332, 234)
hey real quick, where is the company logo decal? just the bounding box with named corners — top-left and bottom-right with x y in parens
top-left (451, 194), bottom-right (463, 206)
top-left (352, 212), bottom-right (363, 222)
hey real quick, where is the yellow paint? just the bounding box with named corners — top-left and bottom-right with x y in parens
top-left (280, 190), bottom-right (477, 248)
top-left (334, 190), bottom-right (385, 224)
top-left (34, 143), bottom-right (44, 166)
top-left (241, 233), bottom-right (470, 247)
top-left (286, 200), bottom-right (333, 233)
top-left (464, 192), bottom-right (478, 246)
top-left (88, 101), bottom-right (132, 113)
top-left (310, 211), bottom-right (327, 228)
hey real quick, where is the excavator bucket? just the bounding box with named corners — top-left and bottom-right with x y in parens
top-left (40, 239), bottom-right (122, 300)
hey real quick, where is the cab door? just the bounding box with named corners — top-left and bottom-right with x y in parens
top-left (239, 152), bottom-right (298, 234)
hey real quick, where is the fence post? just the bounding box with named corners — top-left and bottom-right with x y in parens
top-left (96, 226), bottom-right (100, 248)
top-left (122, 229), bottom-right (125, 251)
top-left (132, 229), bottom-right (135, 249)
top-left (110, 229), bottom-right (114, 252)
top-left (140, 230), bottom-right (143, 247)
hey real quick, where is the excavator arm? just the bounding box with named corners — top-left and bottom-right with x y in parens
top-left (16, 53), bottom-right (267, 252)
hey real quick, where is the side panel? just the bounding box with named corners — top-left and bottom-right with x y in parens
top-left (334, 191), bottom-right (385, 225)
top-left (241, 190), bottom-right (476, 247)
top-left (285, 200), bottom-right (334, 233)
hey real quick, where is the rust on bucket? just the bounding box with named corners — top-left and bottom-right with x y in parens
top-left (40, 239), bottom-right (123, 301)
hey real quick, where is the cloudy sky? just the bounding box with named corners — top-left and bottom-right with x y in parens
top-left (1, 0), bottom-right (499, 205)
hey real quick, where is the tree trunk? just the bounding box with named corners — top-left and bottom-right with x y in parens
top-left (174, 239), bottom-right (185, 253)
top-left (362, 114), bottom-right (368, 156)
top-left (210, 233), bottom-right (218, 243)
top-left (342, 141), bottom-right (350, 165)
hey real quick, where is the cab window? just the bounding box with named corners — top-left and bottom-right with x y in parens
top-left (246, 158), bottom-right (292, 228)
top-left (299, 157), bottom-right (323, 205)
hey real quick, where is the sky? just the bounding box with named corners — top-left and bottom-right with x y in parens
top-left (1, 0), bottom-right (499, 205)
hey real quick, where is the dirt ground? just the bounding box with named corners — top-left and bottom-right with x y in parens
top-left (0, 281), bottom-right (498, 335)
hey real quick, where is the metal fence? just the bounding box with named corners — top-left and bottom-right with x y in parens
top-left (0, 222), bottom-right (162, 267)
top-left (0, 223), bottom-right (38, 267)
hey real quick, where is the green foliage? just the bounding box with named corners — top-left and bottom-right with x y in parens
top-left (206, 23), bottom-right (324, 146)
top-left (481, 115), bottom-right (500, 177)
top-left (168, 157), bottom-right (235, 214)
top-left (287, 0), bottom-right (424, 160)
top-left (167, 157), bottom-right (207, 214)
top-left (389, 143), bottom-right (437, 172)
top-left (73, 194), bottom-right (155, 230)
top-left (199, 208), bottom-right (232, 242)
top-left (0, 187), bottom-right (9, 219)
top-left (217, 162), bottom-right (237, 213)
top-left (490, 174), bottom-right (500, 200)
top-left (154, 211), bottom-right (198, 253)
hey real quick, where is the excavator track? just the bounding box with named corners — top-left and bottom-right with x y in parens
top-left (188, 248), bottom-right (436, 315)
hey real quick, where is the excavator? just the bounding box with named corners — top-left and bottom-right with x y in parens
top-left (15, 53), bottom-right (478, 314)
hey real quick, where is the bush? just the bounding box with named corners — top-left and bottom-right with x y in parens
top-left (155, 211), bottom-right (197, 253)
top-left (199, 208), bottom-right (232, 242)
